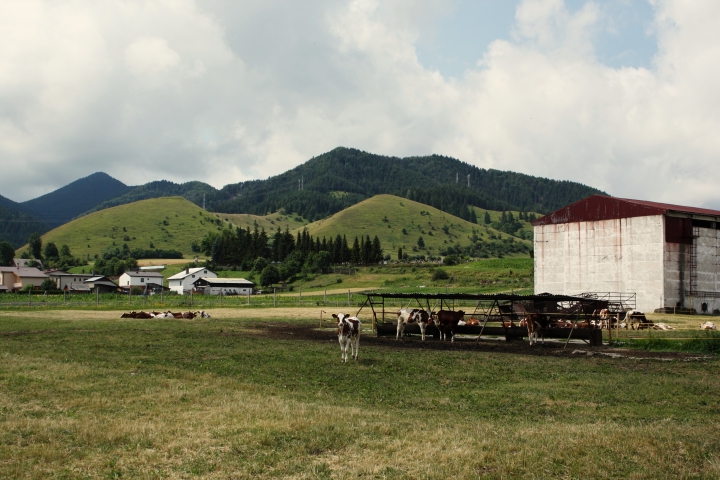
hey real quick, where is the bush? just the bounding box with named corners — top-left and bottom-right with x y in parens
top-left (432, 269), bottom-right (450, 281)
top-left (443, 255), bottom-right (459, 266)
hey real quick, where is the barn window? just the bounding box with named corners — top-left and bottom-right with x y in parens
top-left (141, 278), bottom-right (144, 283)
top-left (192, 275), bottom-right (195, 278)
top-left (692, 219), bottom-right (714, 229)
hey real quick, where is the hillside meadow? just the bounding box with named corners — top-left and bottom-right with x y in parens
top-left (300, 194), bottom-right (532, 257)
top-left (0, 308), bottom-right (718, 478)
top-left (20, 197), bottom-right (234, 259)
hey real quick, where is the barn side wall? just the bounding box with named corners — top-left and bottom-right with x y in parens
top-left (534, 215), bottom-right (665, 312)
top-left (664, 224), bottom-right (720, 312)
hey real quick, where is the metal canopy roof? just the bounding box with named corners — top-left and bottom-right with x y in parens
top-left (362, 292), bottom-right (590, 302)
top-left (533, 194), bottom-right (720, 226)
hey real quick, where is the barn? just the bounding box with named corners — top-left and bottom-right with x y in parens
top-left (532, 195), bottom-right (720, 313)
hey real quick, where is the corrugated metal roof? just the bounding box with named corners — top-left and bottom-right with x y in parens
top-left (532, 195), bottom-right (720, 226)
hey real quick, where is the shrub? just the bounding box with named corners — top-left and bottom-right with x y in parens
top-left (432, 269), bottom-right (450, 281)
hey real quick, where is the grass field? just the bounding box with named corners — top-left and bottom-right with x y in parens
top-left (300, 195), bottom-right (532, 256)
top-left (220, 211), bottom-right (310, 233)
top-left (21, 197), bottom-right (233, 259)
top-left (1, 308), bottom-right (719, 478)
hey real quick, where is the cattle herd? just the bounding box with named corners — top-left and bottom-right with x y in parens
top-left (119, 310), bottom-right (211, 319)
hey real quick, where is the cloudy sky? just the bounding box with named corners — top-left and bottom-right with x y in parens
top-left (2, 0), bottom-right (719, 209)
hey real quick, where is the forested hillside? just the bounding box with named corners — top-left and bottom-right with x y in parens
top-left (0, 194), bottom-right (48, 248)
top-left (213, 148), bottom-right (604, 220)
top-left (21, 172), bottom-right (131, 227)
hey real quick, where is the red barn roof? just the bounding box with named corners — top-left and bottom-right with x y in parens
top-left (532, 195), bottom-right (720, 226)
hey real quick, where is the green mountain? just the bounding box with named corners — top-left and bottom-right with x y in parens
top-left (0, 194), bottom-right (48, 248)
top-left (21, 172), bottom-right (131, 227)
top-left (214, 147), bottom-right (604, 220)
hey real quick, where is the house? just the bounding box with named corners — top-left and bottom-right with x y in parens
top-left (84, 276), bottom-right (119, 294)
top-left (118, 271), bottom-right (165, 288)
top-left (533, 195), bottom-right (720, 313)
top-left (46, 270), bottom-right (94, 291)
top-left (192, 277), bottom-right (254, 296)
top-left (167, 267), bottom-right (217, 295)
top-left (14, 258), bottom-right (42, 269)
top-left (0, 267), bottom-right (48, 292)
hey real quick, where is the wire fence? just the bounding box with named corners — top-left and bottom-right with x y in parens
top-left (0, 290), bottom-right (369, 310)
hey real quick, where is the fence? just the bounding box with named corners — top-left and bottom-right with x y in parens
top-left (0, 289), bottom-right (368, 310)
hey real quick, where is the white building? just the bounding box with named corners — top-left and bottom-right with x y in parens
top-left (193, 277), bottom-right (254, 296)
top-left (167, 267), bottom-right (217, 295)
top-left (46, 271), bottom-right (93, 291)
top-left (118, 271), bottom-right (165, 288)
top-left (533, 195), bottom-right (720, 313)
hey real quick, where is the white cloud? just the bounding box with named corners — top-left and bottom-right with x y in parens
top-left (1, 0), bottom-right (719, 210)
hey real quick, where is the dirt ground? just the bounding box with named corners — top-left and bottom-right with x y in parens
top-left (237, 319), bottom-right (713, 362)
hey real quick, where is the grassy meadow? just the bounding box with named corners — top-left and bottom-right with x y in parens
top-left (301, 195), bottom-right (532, 256)
top-left (0, 308), bottom-right (719, 478)
top-left (220, 212), bottom-right (310, 233)
top-left (20, 197), bottom-right (234, 259)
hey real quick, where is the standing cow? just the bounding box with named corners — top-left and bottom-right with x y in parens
top-left (396, 309), bottom-right (431, 341)
top-left (434, 310), bottom-right (465, 342)
top-left (333, 313), bottom-right (361, 362)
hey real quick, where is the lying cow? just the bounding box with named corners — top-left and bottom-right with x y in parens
top-left (653, 322), bottom-right (675, 331)
top-left (700, 321), bottom-right (717, 330)
top-left (396, 309), bottom-right (431, 341)
top-left (624, 310), bottom-right (653, 330)
top-left (333, 313), bottom-right (360, 362)
top-left (435, 310), bottom-right (464, 342)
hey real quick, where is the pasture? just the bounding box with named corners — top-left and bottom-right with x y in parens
top-left (1, 308), bottom-right (719, 478)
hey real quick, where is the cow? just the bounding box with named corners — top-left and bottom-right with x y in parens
top-left (466, 317), bottom-right (480, 326)
top-left (333, 313), bottom-right (360, 362)
top-left (194, 311), bottom-right (211, 318)
top-left (434, 310), bottom-right (465, 342)
top-left (700, 321), bottom-right (717, 330)
top-left (624, 310), bottom-right (653, 330)
top-left (396, 309), bottom-right (431, 341)
top-left (520, 314), bottom-right (544, 345)
top-left (653, 322), bottom-right (675, 331)
top-left (181, 311), bottom-right (197, 319)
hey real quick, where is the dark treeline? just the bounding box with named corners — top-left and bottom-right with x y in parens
top-left (200, 226), bottom-right (383, 272)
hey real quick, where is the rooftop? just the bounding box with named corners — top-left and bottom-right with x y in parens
top-left (167, 267), bottom-right (214, 280)
top-left (533, 195), bottom-right (720, 226)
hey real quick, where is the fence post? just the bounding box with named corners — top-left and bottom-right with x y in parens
top-left (220, 289), bottom-right (223, 307)
top-left (299, 289), bottom-right (302, 306)
top-left (274, 288), bottom-right (276, 307)
top-left (324, 290), bottom-right (327, 305)
top-left (191, 289), bottom-right (193, 307)
top-left (28, 289), bottom-right (31, 307)
top-left (129, 287), bottom-right (132, 306)
top-left (347, 290), bottom-right (350, 306)
top-left (96, 289), bottom-right (99, 308)
top-left (161, 289), bottom-right (163, 305)
top-left (247, 289), bottom-right (250, 305)
top-left (63, 290), bottom-right (66, 305)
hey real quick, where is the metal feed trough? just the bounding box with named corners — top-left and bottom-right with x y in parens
top-left (358, 292), bottom-right (611, 347)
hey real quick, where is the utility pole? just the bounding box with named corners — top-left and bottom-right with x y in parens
top-left (467, 174), bottom-right (470, 187)
top-left (203, 194), bottom-right (206, 210)
top-left (456, 173), bottom-right (458, 184)
top-left (301, 175), bottom-right (304, 191)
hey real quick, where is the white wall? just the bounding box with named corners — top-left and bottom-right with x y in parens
top-left (664, 225), bottom-right (720, 312)
top-left (534, 215), bottom-right (665, 312)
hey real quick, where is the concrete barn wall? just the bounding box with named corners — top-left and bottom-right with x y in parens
top-left (664, 226), bottom-right (720, 312)
top-left (534, 215), bottom-right (665, 312)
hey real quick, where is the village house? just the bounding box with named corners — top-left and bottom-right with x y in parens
top-left (118, 271), bottom-right (165, 290)
top-left (83, 276), bottom-right (119, 294)
top-left (0, 267), bottom-right (48, 292)
top-left (167, 267), bottom-right (217, 295)
top-left (46, 270), bottom-right (94, 291)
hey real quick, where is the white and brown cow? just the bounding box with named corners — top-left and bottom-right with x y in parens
top-left (700, 321), bottom-right (717, 330)
top-left (434, 310), bottom-right (465, 342)
top-left (333, 313), bottom-right (361, 362)
top-left (520, 314), bottom-right (544, 346)
top-left (396, 309), bottom-right (431, 341)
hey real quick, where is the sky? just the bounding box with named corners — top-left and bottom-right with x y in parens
top-left (1, 0), bottom-right (720, 210)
